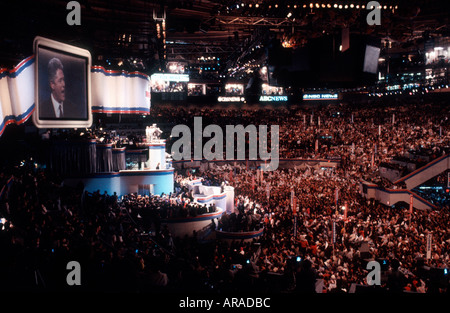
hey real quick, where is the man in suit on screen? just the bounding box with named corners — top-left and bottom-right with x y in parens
top-left (40, 57), bottom-right (77, 119)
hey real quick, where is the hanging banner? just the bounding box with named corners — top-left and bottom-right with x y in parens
top-left (91, 66), bottom-right (150, 114)
top-left (332, 220), bottom-right (336, 244)
top-left (0, 56), bottom-right (35, 137)
top-left (426, 233), bottom-right (432, 260)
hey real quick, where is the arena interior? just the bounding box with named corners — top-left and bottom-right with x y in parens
top-left (0, 0), bottom-right (449, 302)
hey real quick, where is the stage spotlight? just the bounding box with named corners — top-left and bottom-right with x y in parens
top-left (334, 4), bottom-right (338, 8)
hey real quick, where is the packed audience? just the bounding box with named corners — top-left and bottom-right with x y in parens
top-left (0, 98), bottom-right (449, 293)
top-left (202, 163), bottom-right (450, 293)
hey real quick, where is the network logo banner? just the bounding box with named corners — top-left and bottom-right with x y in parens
top-left (303, 93), bottom-right (339, 101)
top-left (91, 66), bottom-right (151, 114)
top-left (259, 95), bottom-right (288, 102)
top-left (0, 56), bottom-right (35, 136)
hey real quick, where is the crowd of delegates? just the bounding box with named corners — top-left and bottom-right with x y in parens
top-left (1, 159), bottom-right (449, 293)
top-left (0, 163), bottom-right (221, 292)
top-left (152, 98), bottom-right (449, 188)
top-left (202, 163), bottom-right (450, 293)
top-left (1, 98), bottom-right (450, 293)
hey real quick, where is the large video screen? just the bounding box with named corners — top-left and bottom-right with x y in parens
top-left (33, 37), bottom-right (92, 128)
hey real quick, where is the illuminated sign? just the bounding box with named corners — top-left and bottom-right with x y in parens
top-left (259, 95), bottom-right (288, 102)
top-left (218, 96), bottom-right (245, 102)
top-left (303, 93), bottom-right (338, 100)
top-left (150, 73), bottom-right (189, 82)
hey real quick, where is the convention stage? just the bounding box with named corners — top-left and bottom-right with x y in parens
top-left (65, 168), bottom-right (175, 197)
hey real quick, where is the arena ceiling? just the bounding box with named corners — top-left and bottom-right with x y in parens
top-left (1, 0), bottom-right (449, 74)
